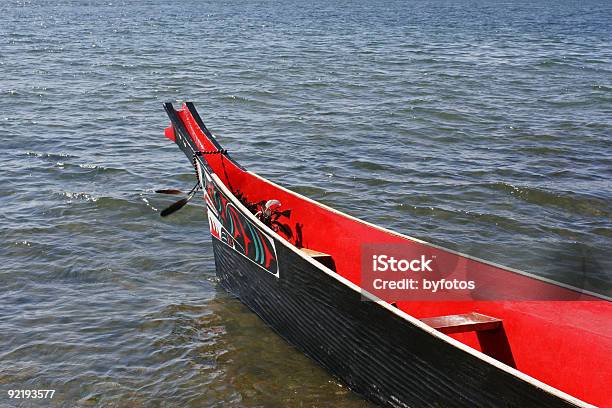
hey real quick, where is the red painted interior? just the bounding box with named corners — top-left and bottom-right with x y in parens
top-left (173, 104), bottom-right (611, 407)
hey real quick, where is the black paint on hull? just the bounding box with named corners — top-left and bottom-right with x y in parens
top-left (211, 238), bottom-right (577, 408)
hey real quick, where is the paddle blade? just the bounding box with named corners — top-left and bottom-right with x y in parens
top-left (160, 197), bottom-right (189, 217)
top-left (155, 189), bottom-right (184, 195)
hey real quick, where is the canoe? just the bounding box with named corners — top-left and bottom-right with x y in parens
top-left (160, 102), bottom-right (611, 407)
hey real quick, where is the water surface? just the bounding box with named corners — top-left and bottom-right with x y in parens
top-left (1, 0), bottom-right (610, 406)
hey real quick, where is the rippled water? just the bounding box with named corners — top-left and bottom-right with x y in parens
top-left (1, 0), bottom-right (610, 406)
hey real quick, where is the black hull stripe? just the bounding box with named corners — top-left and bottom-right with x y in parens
top-left (212, 238), bottom-right (580, 408)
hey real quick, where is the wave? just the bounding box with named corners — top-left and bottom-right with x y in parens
top-left (483, 182), bottom-right (611, 218)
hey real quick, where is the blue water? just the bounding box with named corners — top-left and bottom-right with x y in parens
top-left (1, 0), bottom-right (610, 406)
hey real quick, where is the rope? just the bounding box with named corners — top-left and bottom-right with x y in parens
top-left (191, 149), bottom-right (226, 194)
top-left (192, 154), bottom-right (203, 191)
top-left (195, 149), bottom-right (227, 156)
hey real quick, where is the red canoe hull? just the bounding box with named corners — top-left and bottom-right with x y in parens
top-left (162, 102), bottom-right (611, 407)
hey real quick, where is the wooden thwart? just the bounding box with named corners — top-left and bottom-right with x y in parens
top-left (420, 312), bottom-right (502, 335)
top-left (300, 248), bottom-right (336, 271)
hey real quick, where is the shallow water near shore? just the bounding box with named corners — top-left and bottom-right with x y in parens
top-left (1, 0), bottom-right (610, 406)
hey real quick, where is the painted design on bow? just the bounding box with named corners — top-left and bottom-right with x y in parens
top-left (204, 172), bottom-right (278, 277)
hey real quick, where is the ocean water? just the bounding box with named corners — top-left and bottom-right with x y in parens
top-left (1, 0), bottom-right (610, 406)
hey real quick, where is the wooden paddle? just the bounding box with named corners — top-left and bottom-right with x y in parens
top-left (158, 183), bottom-right (200, 217)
